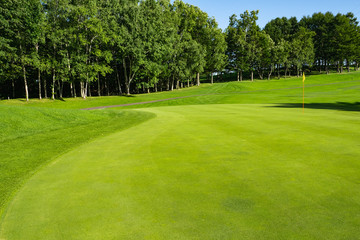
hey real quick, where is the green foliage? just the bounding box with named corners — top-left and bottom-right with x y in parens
top-left (300, 12), bottom-right (360, 72)
top-left (290, 27), bottom-right (315, 74)
top-left (1, 1), bottom-right (360, 98)
top-left (204, 18), bottom-right (227, 76)
top-left (226, 10), bottom-right (276, 80)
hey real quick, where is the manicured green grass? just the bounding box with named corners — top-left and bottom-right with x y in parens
top-left (0, 72), bottom-right (360, 239)
top-left (1, 71), bottom-right (360, 109)
top-left (1, 105), bottom-right (360, 239)
top-left (0, 106), bottom-right (155, 217)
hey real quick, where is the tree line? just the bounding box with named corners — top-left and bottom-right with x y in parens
top-left (0, 0), bottom-right (359, 100)
top-left (227, 10), bottom-right (360, 82)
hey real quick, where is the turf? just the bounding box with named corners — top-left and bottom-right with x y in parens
top-left (1, 72), bottom-right (360, 109)
top-left (0, 106), bottom-right (155, 217)
top-left (1, 105), bottom-right (360, 239)
top-left (0, 72), bottom-right (360, 239)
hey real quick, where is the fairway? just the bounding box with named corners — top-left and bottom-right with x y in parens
top-left (1, 104), bottom-right (360, 239)
top-left (2, 0), bottom-right (360, 238)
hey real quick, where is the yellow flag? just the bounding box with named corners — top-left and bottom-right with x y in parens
top-left (302, 72), bottom-right (305, 112)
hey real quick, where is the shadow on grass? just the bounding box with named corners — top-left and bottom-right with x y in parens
top-left (270, 102), bottom-right (360, 112)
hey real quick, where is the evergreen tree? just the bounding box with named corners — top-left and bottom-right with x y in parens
top-left (290, 27), bottom-right (315, 77)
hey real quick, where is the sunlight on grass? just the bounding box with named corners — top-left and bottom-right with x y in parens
top-left (0, 72), bottom-right (359, 239)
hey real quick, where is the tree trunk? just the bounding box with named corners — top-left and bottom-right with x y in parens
top-left (171, 75), bottom-right (174, 91)
top-left (80, 81), bottom-right (84, 98)
top-left (36, 44), bottom-right (42, 100)
top-left (240, 70), bottom-right (243, 81)
top-left (70, 82), bottom-right (74, 98)
top-left (23, 65), bottom-right (29, 101)
top-left (19, 41), bottom-right (29, 101)
top-left (237, 71), bottom-right (240, 81)
top-left (66, 48), bottom-right (72, 96)
top-left (123, 58), bottom-right (131, 95)
top-left (88, 81), bottom-right (91, 97)
top-left (44, 78), bottom-right (47, 98)
top-left (268, 65), bottom-right (273, 80)
top-left (12, 79), bottom-right (15, 99)
top-left (104, 80), bottom-right (109, 96)
top-left (115, 64), bottom-right (122, 95)
top-left (57, 79), bottom-right (63, 99)
top-left (278, 64), bottom-right (280, 79)
top-left (52, 42), bottom-right (57, 100)
top-left (73, 82), bottom-right (77, 98)
top-left (59, 80), bottom-right (63, 98)
top-left (211, 72), bottom-right (214, 84)
top-left (297, 66), bottom-right (300, 78)
top-left (187, 79), bottom-right (190, 88)
top-left (251, 71), bottom-right (254, 82)
top-left (325, 60), bottom-right (329, 74)
top-left (52, 69), bottom-right (56, 100)
top-left (155, 82), bottom-right (157, 92)
top-left (96, 58), bottom-right (101, 97)
top-left (258, 69), bottom-right (263, 80)
top-left (97, 73), bottom-right (101, 96)
top-left (196, 72), bottom-right (200, 86)
top-left (38, 68), bottom-right (42, 100)
top-left (85, 81), bottom-right (88, 98)
top-left (125, 83), bottom-right (130, 95)
top-left (81, 81), bottom-right (88, 98)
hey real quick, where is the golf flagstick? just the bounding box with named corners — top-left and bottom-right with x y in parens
top-left (303, 72), bottom-right (305, 113)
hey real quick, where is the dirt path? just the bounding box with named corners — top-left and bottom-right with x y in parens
top-left (82, 80), bottom-right (360, 110)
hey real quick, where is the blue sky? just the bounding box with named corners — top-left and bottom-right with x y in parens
top-left (180, 0), bottom-right (360, 30)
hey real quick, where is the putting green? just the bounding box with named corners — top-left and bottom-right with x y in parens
top-left (1, 104), bottom-right (360, 239)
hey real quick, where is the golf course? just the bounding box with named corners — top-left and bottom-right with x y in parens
top-left (0, 72), bottom-right (359, 239)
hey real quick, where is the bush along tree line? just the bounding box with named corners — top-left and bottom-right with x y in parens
top-left (0, 0), bottom-right (359, 100)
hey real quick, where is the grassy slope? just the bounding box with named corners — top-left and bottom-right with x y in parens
top-left (1, 72), bottom-right (359, 109)
top-left (0, 106), bottom-right (155, 217)
top-left (0, 72), bottom-right (360, 239)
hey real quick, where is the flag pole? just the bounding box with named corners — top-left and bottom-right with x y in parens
top-left (302, 72), bottom-right (305, 113)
